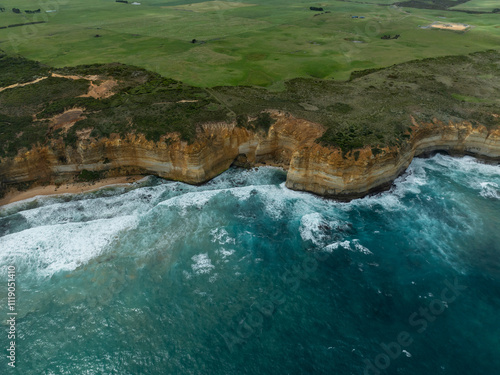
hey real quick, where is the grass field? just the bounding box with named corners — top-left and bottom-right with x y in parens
top-left (451, 0), bottom-right (499, 11)
top-left (0, 0), bottom-right (499, 87)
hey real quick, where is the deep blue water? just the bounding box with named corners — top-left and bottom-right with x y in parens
top-left (1, 154), bottom-right (499, 374)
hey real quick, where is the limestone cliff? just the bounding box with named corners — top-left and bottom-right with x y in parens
top-left (0, 111), bottom-right (324, 189)
top-left (1, 112), bottom-right (499, 202)
top-left (286, 116), bottom-right (500, 199)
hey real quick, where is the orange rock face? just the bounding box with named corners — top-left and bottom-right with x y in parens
top-left (286, 117), bottom-right (500, 199)
top-left (1, 112), bottom-right (499, 201)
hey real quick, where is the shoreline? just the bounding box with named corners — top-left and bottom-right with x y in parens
top-left (1, 118), bottom-right (499, 204)
top-left (0, 152), bottom-right (498, 208)
top-left (0, 175), bottom-right (146, 208)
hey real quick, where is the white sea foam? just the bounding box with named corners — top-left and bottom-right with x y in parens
top-left (339, 161), bottom-right (427, 212)
top-left (324, 240), bottom-right (351, 252)
top-left (157, 182), bottom-right (313, 220)
top-left (17, 184), bottom-right (166, 228)
top-left (342, 154), bottom-right (495, 211)
top-left (0, 215), bottom-right (138, 278)
top-left (352, 239), bottom-right (373, 254)
top-left (216, 248), bottom-right (235, 259)
top-left (256, 185), bottom-right (289, 220)
top-left (479, 182), bottom-right (500, 199)
top-left (2, 160), bottom-right (496, 283)
top-left (428, 155), bottom-right (500, 201)
top-left (243, 182), bottom-right (325, 221)
top-left (322, 239), bottom-right (372, 255)
top-left (229, 185), bottom-right (257, 201)
top-left (403, 350), bottom-right (412, 357)
top-left (343, 177), bottom-right (410, 212)
top-left (299, 213), bottom-right (327, 245)
top-left (206, 166), bottom-right (286, 189)
top-left (398, 164), bottom-right (428, 194)
top-left (157, 185), bottom-right (261, 211)
top-left (298, 212), bottom-right (355, 247)
top-left (210, 228), bottom-right (236, 245)
top-left (158, 190), bottom-right (219, 210)
top-left (191, 253), bottom-right (215, 275)
top-left (433, 154), bottom-right (500, 175)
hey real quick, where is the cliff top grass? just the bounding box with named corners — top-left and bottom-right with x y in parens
top-left (0, 0), bottom-right (499, 87)
top-left (0, 49), bottom-right (499, 158)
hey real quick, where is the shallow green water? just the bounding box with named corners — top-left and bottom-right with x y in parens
top-left (1, 154), bottom-right (499, 374)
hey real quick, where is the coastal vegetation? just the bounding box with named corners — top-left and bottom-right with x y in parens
top-left (0, 49), bottom-right (499, 159)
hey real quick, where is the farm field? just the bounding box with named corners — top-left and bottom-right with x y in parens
top-left (0, 0), bottom-right (499, 87)
top-left (451, 0), bottom-right (499, 12)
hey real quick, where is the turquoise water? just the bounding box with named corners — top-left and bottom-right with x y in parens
top-left (1, 154), bottom-right (499, 374)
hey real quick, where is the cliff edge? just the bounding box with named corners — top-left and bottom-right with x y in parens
top-left (1, 112), bottom-right (499, 201)
top-left (1, 51), bottom-right (499, 201)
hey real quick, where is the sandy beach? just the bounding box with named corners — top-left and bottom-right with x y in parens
top-left (0, 175), bottom-right (146, 207)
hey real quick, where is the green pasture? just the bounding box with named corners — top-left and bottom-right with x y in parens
top-left (0, 0), bottom-right (499, 87)
top-left (451, 0), bottom-right (499, 11)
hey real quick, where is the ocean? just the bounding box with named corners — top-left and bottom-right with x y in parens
top-left (1, 154), bottom-right (499, 374)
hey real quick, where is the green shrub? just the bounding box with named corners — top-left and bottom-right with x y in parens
top-left (251, 112), bottom-right (274, 131)
top-left (0, 55), bottom-right (49, 86)
top-left (77, 169), bottom-right (101, 182)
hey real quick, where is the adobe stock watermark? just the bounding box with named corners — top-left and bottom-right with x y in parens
top-left (338, 5), bottom-right (408, 64)
top-left (363, 278), bottom-right (467, 375)
top-left (7, 0), bottom-right (68, 53)
top-left (6, 265), bottom-right (17, 368)
top-left (218, 248), bottom-right (332, 353)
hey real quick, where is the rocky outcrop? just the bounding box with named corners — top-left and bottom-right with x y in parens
top-left (1, 112), bottom-right (499, 202)
top-left (286, 116), bottom-right (500, 199)
top-left (0, 111), bottom-right (324, 189)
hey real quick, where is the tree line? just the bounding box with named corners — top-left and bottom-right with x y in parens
top-left (11, 8), bottom-right (41, 14)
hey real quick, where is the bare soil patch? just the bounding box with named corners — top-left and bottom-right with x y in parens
top-left (0, 77), bottom-right (48, 93)
top-left (49, 108), bottom-right (85, 132)
top-left (51, 73), bottom-right (118, 99)
top-left (429, 22), bottom-right (471, 31)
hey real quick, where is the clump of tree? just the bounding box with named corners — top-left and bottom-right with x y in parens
top-left (7, 21), bottom-right (46, 28)
top-left (12, 8), bottom-right (21, 13)
top-left (252, 112), bottom-right (274, 131)
top-left (115, 0), bottom-right (128, 3)
top-left (310, 6), bottom-right (324, 11)
top-left (0, 7), bottom-right (6, 12)
top-left (76, 169), bottom-right (101, 182)
top-left (234, 112), bottom-right (275, 132)
top-left (25, 9), bottom-right (41, 14)
top-left (381, 34), bottom-right (400, 39)
top-left (319, 123), bottom-right (373, 154)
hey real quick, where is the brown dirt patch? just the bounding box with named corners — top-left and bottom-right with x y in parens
top-left (81, 79), bottom-right (118, 99)
top-left (429, 22), bottom-right (471, 31)
top-left (0, 77), bottom-right (48, 93)
top-left (51, 73), bottom-right (118, 99)
top-left (76, 128), bottom-right (93, 141)
top-left (50, 108), bottom-right (85, 132)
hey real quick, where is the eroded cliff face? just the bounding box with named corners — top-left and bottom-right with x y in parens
top-left (286, 117), bottom-right (500, 199)
top-left (1, 112), bottom-right (499, 201)
top-left (0, 111), bottom-right (324, 189)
